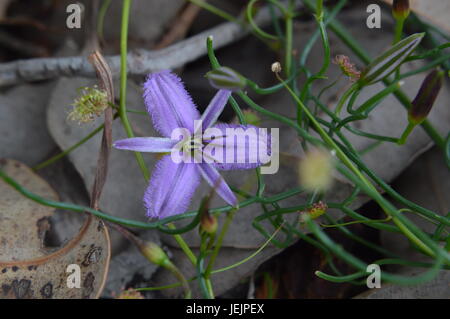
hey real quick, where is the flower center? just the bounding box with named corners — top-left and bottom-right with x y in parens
top-left (182, 136), bottom-right (203, 155)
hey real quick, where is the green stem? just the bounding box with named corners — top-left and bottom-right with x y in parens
top-left (204, 209), bottom-right (237, 278)
top-left (335, 84), bottom-right (358, 115)
top-left (307, 215), bottom-right (445, 285)
top-left (119, 1), bottom-right (197, 292)
top-left (315, 270), bottom-right (366, 283)
top-left (167, 223), bottom-right (198, 266)
top-left (302, 0), bottom-right (445, 149)
top-left (205, 279), bottom-right (214, 298)
top-left (119, 0), bottom-right (149, 181)
top-left (393, 18), bottom-right (405, 78)
top-left (393, 18), bottom-right (404, 45)
top-left (0, 168), bottom-right (267, 230)
top-left (97, 0), bottom-right (112, 42)
top-left (246, 0), bottom-right (281, 41)
top-left (316, 0), bottom-right (323, 14)
top-left (278, 74), bottom-right (441, 259)
top-left (284, 0), bottom-right (294, 76)
top-left (398, 122), bottom-right (416, 145)
top-left (211, 223), bottom-right (282, 274)
top-left (188, 0), bottom-right (241, 25)
top-left (165, 261), bottom-right (192, 299)
top-left (33, 124), bottom-right (104, 171)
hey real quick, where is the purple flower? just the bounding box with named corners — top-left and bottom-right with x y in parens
top-left (113, 70), bottom-right (270, 219)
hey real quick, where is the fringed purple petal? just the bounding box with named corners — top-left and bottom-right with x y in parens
top-left (197, 163), bottom-right (238, 207)
top-left (143, 70), bottom-right (201, 137)
top-left (202, 123), bottom-right (271, 170)
top-left (199, 89), bottom-right (231, 131)
top-left (144, 155), bottom-right (201, 219)
top-left (113, 137), bottom-right (176, 153)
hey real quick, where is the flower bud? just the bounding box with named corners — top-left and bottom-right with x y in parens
top-left (408, 69), bottom-right (444, 125)
top-left (198, 194), bottom-right (217, 235)
top-left (271, 62), bottom-right (282, 73)
top-left (392, 0), bottom-right (410, 21)
top-left (200, 211), bottom-right (218, 235)
top-left (359, 33), bottom-right (424, 85)
top-left (139, 241), bottom-right (172, 268)
top-left (205, 66), bottom-right (246, 91)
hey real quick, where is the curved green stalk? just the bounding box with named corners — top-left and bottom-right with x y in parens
top-left (33, 124), bottom-right (104, 171)
top-left (119, 0), bottom-right (149, 181)
top-left (188, 0), bottom-right (241, 25)
top-left (97, 0), bottom-right (112, 42)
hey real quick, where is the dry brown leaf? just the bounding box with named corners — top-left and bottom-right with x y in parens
top-left (0, 159), bottom-right (111, 299)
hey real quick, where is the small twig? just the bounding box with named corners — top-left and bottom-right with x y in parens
top-left (0, 4), bottom-right (284, 86)
top-left (153, 2), bottom-right (201, 50)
